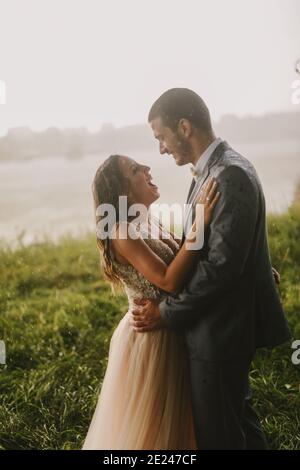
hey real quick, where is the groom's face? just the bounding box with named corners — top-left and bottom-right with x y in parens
top-left (150, 116), bottom-right (192, 166)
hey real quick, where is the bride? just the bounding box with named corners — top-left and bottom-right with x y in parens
top-left (82, 153), bottom-right (220, 450)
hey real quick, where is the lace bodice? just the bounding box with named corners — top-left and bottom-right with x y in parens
top-left (110, 218), bottom-right (179, 306)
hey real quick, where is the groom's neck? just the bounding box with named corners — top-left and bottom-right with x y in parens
top-left (190, 132), bottom-right (216, 166)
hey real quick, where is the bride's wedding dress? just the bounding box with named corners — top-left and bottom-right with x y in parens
top-left (82, 219), bottom-right (197, 450)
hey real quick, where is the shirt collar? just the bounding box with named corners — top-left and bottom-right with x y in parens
top-left (190, 137), bottom-right (222, 180)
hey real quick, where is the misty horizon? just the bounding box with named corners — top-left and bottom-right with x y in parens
top-left (1, 107), bottom-right (300, 137)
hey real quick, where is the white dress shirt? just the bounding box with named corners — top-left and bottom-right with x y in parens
top-left (184, 137), bottom-right (222, 235)
top-left (190, 137), bottom-right (222, 184)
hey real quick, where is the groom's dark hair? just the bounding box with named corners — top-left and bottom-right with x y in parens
top-left (148, 88), bottom-right (212, 134)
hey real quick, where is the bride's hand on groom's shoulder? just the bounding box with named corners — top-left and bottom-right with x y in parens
top-left (130, 298), bottom-right (166, 333)
top-left (195, 176), bottom-right (221, 227)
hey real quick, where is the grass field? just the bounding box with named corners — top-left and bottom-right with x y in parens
top-left (0, 200), bottom-right (299, 450)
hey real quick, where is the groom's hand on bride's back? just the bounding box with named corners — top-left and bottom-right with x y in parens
top-left (272, 267), bottom-right (281, 285)
top-left (130, 298), bottom-right (166, 332)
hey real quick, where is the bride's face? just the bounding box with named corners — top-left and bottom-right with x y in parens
top-left (118, 156), bottom-right (160, 207)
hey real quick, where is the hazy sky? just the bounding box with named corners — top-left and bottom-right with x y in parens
top-left (0, 0), bottom-right (299, 136)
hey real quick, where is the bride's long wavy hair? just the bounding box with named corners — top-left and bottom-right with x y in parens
top-left (92, 154), bottom-right (128, 289)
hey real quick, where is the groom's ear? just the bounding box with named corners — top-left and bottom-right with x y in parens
top-left (177, 118), bottom-right (192, 139)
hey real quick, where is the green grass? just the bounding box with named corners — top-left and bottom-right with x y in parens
top-left (0, 203), bottom-right (299, 450)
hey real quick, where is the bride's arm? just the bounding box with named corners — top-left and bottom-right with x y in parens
top-left (111, 178), bottom-right (220, 294)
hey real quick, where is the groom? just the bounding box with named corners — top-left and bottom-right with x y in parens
top-left (132, 88), bottom-right (291, 450)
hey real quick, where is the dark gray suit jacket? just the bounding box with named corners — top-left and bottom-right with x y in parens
top-left (160, 141), bottom-right (291, 361)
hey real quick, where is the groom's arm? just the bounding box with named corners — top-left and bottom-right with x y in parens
top-left (159, 164), bottom-right (259, 329)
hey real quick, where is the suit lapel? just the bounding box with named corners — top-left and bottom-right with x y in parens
top-left (186, 178), bottom-right (196, 204)
top-left (181, 140), bottom-right (229, 245)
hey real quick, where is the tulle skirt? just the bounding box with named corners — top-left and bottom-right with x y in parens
top-left (82, 311), bottom-right (197, 450)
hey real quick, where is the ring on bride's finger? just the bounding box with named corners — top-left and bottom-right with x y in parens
top-left (206, 196), bottom-right (210, 202)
